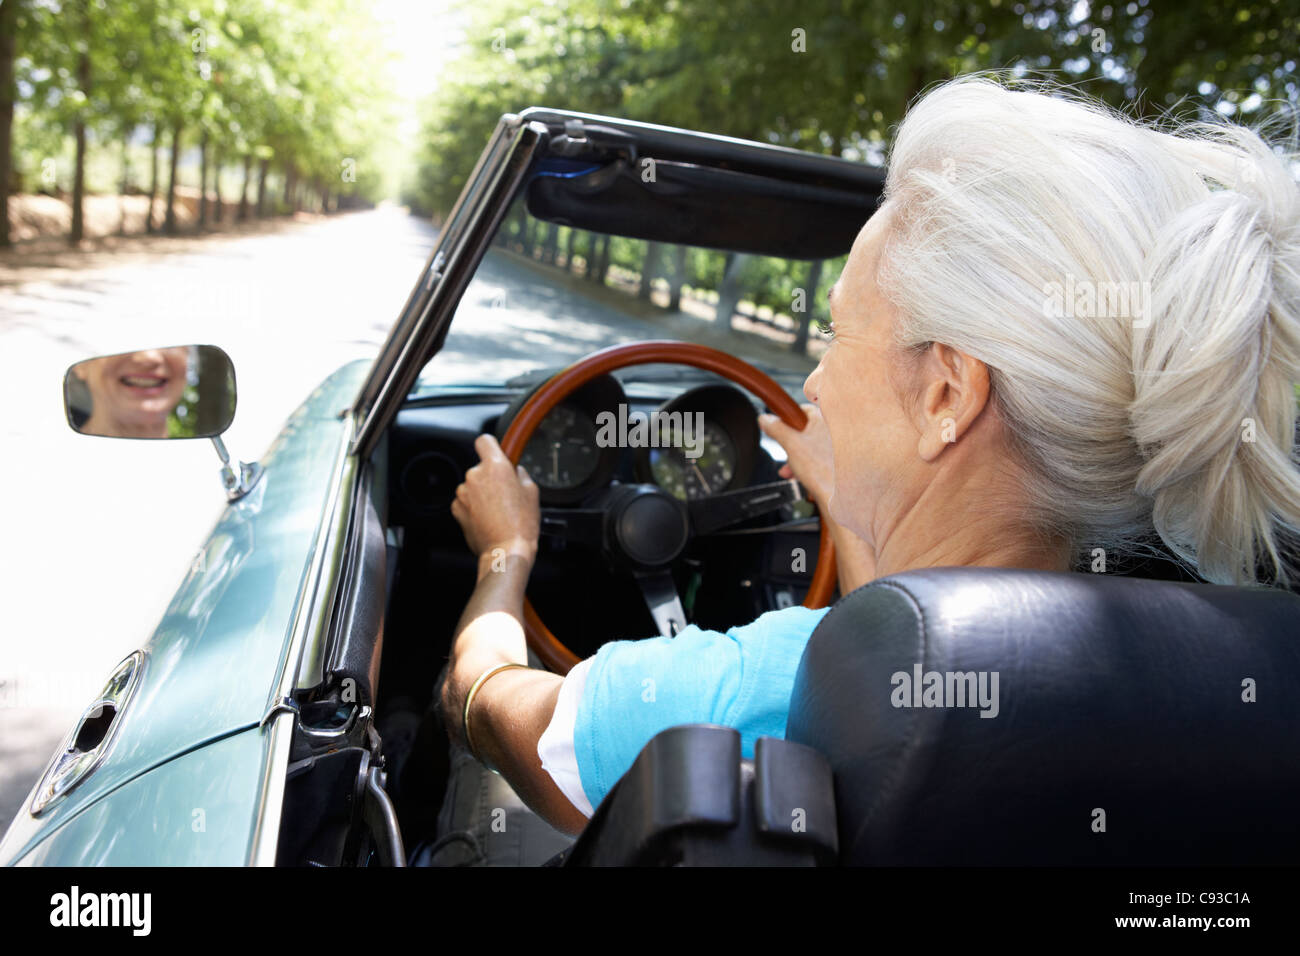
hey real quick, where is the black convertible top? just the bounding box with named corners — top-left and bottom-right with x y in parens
top-left (519, 108), bottom-right (886, 261)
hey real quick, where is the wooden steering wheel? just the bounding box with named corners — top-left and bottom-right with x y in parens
top-left (499, 340), bottom-right (838, 674)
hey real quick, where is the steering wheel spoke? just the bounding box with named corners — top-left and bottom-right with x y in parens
top-left (634, 569), bottom-right (688, 638)
top-left (539, 507), bottom-right (605, 549)
top-left (689, 478), bottom-right (806, 535)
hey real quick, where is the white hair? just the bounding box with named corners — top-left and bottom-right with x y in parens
top-left (877, 74), bottom-right (1300, 586)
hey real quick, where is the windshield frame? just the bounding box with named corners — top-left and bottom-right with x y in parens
top-left (352, 109), bottom-right (881, 459)
top-left (349, 115), bottom-right (547, 459)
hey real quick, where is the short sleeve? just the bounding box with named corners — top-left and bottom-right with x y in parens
top-left (536, 656), bottom-right (597, 818)
top-left (570, 605), bottom-right (828, 812)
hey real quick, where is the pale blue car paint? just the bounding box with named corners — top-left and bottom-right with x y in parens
top-left (12, 729), bottom-right (268, 866)
top-left (0, 359), bottom-right (372, 866)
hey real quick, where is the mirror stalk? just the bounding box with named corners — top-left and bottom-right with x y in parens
top-left (211, 435), bottom-right (264, 501)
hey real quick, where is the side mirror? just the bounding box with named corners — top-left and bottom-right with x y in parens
top-left (63, 345), bottom-right (236, 439)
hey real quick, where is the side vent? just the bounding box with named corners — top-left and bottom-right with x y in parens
top-left (30, 651), bottom-right (146, 815)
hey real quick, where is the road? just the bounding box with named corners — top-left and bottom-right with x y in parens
top-left (0, 206), bottom-right (814, 836)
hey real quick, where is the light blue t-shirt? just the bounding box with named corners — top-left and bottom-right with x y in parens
top-left (571, 605), bottom-right (830, 810)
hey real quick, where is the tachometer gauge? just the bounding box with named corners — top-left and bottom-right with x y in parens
top-left (519, 405), bottom-right (600, 490)
top-left (649, 421), bottom-right (737, 500)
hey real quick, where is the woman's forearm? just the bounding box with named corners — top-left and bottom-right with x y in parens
top-left (441, 551), bottom-right (533, 743)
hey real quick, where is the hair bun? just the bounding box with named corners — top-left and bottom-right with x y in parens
top-left (1130, 133), bottom-right (1300, 584)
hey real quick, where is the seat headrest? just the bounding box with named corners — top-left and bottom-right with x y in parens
top-left (785, 567), bottom-right (1300, 864)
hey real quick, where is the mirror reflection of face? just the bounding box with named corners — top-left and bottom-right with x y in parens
top-left (76, 347), bottom-right (190, 438)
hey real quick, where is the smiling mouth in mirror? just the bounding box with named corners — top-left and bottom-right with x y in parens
top-left (63, 344), bottom-right (237, 440)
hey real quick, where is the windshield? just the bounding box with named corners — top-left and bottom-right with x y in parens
top-left (412, 196), bottom-right (844, 402)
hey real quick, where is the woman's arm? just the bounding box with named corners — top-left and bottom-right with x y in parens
top-left (440, 434), bottom-right (590, 836)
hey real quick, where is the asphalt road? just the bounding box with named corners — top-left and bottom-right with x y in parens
top-left (0, 205), bottom-right (811, 838)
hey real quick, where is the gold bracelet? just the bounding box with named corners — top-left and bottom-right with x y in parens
top-left (462, 662), bottom-right (529, 771)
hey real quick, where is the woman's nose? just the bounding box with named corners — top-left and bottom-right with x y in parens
top-left (131, 349), bottom-right (166, 367)
top-left (803, 361), bottom-right (823, 403)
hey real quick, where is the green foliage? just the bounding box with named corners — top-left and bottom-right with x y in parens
top-left (400, 0), bottom-right (1298, 356)
top-left (407, 0), bottom-right (1300, 213)
top-left (8, 0), bottom-right (400, 210)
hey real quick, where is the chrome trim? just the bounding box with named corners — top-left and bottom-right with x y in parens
top-left (298, 704), bottom-right (370, 743)
top-left (258, 696), bottom-right (299, 731)
top-left (29, 650), bottom-right (147, 816)
top-left (295, 443), bottom-right (360, 691)
top-left (248, 414), bottom-right (357, 865)
top-left (211, 435), bottom-right (264, 502)
top-left (247, 709), bottom-right (295, 866)
top-left (262, 412), bottom-right (357, 711)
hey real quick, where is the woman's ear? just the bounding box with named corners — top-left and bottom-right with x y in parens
top-left (914, 343), bottom-right (992, 462)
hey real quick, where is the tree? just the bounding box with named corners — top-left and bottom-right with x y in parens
top-left (0, 0), bottom-right (19, 246)
top-left (68, 0), bottom-right (90, 243)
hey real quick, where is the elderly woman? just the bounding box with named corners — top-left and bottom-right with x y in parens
top-left (435, 75), bottom-right (1300, 852)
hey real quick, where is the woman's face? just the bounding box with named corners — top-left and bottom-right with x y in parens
top-left (803, 204), bottom-right (923, 545)
top-left (78, 347), bottom-right (190, 438)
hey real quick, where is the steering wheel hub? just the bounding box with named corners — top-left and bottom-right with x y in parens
top-left (610, 485), bottom-right (691, 568)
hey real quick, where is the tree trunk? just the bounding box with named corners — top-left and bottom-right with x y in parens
top-left (668, 245), bottom-right (688, 310)
top-left (70, 36), bottom-right (90, 244)
top-left (542, 222), bottom-right (559, 264)
top-left (237, 154), bottom-right (250, 221)
top-left (594, 234), bottom-right (612, 284)
top-left (146, 125), bottom-right (159, 234)
top-left (638, 241), bottom-right (662, 301)
top-left (197, 129), bottom-right (208, 229)
top-left (587, 234), bottom-right (609, 283)
top-left (791, 258), bottom-right (824, 354)
top-left (118, 132), bottom-right (130, 235)
top-left (212, 148), bottom-right (222, 224)
top-left (564, 227), bottom-right (576, 271)
top-left (255, 156), bottom-right (268, 217)
top-left (520, 216), bottom-right (535, 257)
top-left (715, 252), bottom-right (752, 329)
top-left (283, 163), bottom-right (300, 212)
top-left (0, 0), bottom-right (17, 247)
top-left (164, 120), bottom-right (181, 235)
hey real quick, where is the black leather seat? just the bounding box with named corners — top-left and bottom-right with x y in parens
top-left (785, 567), bottom-right (1300, 865)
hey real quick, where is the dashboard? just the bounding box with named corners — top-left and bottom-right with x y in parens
top-left (492, 374), bottom-right (761, 505)
top-left (386, 373), bottom-right (823, 651)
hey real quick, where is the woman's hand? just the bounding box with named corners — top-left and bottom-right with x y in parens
top-left (451, 434), bottom-right (540, 570)
top-left (758, 403), bottom-right (834, 507)
top-left (759, 404), bottom-right (879, 591)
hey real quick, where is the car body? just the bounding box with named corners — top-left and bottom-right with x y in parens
top-left (1, 110), bottom-right (882, 865)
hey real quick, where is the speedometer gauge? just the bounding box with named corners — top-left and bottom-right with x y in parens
top-left (518, 405), bottom-right (601, 490)
top-left (649, 421), bottom-right (737, 500)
